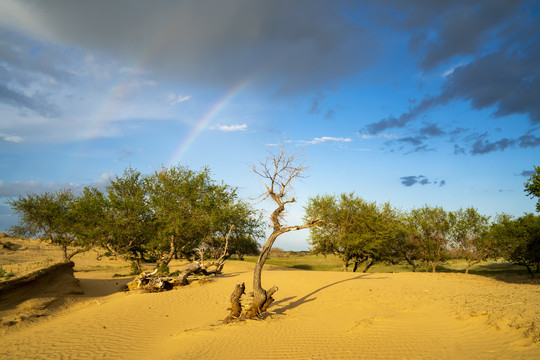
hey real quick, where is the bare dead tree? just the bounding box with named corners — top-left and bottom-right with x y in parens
top-left (226, 140), bottom-right (321, 321)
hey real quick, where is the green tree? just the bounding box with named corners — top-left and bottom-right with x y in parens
top-left (524, 165), bottom-right (540, 212)
top-left (394, 215), bottom-right (425, 272)
top-left (145, 165), bottom-right (264, 271)
top-left (305, 193), bottom-right (400, 272)
top-left (104, 168), bottom-right (155, 274)
top-left (407, 205), bottom-right (451, 273)
top-left (202, 192), bottom-right (263, 260)
top-left (491, 213), bottom-right (540, 277)
top-left (449, 207), bottom-right (492, 274)
top-left (69, 186), bottom-right (110, 251)
top-left (145, 165), bottom-right (214, 270)
top-left (7, 189), bottom-right (90, 261)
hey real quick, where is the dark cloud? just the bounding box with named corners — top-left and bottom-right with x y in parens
top-left (0, 31), bottom-right (72, 84)
top-left (454, 144), bottom-right (466, 155)
top-left (401, 175), bottom-right (427, 187)
top-left (398, 136), bottom-right (424, 146)
top-left (471, 133), bottom-right (540, 155)
top-left (0, 83), bottom-right (59, 117)
top-left (1, 0), bottom-right (379, 95)
top-left (365, 1), bottom-right (540, 135)
top-left (324, 109), bottom-right (336, 120)
top-left (520, 170), bottom-right (535, 178)
top-left (420, 124), bottom-right (445, 136)
top-left (442, 49), bottom-right (540, 124)
top-left (400, 175), bottom-right (446, 187)
top-left (0, 31), bottom-right (67, 117)
top-left (376, 0), bottom-right (526, 70)
top-left (308, 93), bottom-right (327, 115)
top-left (418, 177), bottom-right (430, 185)
top-left (366, 95), bottom-right (443, 134)
top-left (411, 144), bottom-right (434, 153)
top-left (117, 149), bottom-right (135, 162)
top-left (401, 176), bottom-right (423, 187)
top-left (367, 44), bottom-right (540, 134)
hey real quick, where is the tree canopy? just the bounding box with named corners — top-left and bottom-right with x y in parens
top-left (305, 193), bottom-right (401, 272)
top-left (7, 165), bottom-right (263, 273)
top-left (524, 165), bottom-right (540, 212)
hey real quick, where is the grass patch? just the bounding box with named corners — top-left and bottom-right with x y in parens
top-left (243, 254), bottom-right (535, 278)
top-left (0, 264), bottom-right (16, 280)
top-left (244, 254), bottom-right (344, 271)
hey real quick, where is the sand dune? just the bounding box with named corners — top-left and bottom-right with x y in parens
top-left (1, 241), bottom-right (539, 359)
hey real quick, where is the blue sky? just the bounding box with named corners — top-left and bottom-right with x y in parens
top-left (1, 0), bottom-right (539, 250)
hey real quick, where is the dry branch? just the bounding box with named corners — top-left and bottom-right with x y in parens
top-left (225, 140), bottom-right (320, 322)
top-left (126, 225), bottom-right (236, 292)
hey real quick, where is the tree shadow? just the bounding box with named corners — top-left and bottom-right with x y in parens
top-left (291, 264), bottom-right (312, 270)
top-left (272, 274), bottom-right (383, 315)
top-left (435, 264), bottom-right (538, 284)
top-left (213, 271), bottom-right (250, 278)
top-left (78, 277), bottom-right (133, 297)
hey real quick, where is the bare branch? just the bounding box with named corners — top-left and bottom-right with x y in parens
top-left (232, 138), bottom-right (316, 320)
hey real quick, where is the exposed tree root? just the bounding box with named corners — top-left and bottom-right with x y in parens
top-left (224, 283), bottom-right (279, 322)
top-left (223, 282), bottom-right (245, 324)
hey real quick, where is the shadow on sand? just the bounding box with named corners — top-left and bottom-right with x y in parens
top-left (435, 264), bottom-right (539, 284)
top-left (272, 274), bottom-right (388, 315)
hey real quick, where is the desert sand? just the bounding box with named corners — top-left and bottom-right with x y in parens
top-left (1, 238), bottom-right (539, 360)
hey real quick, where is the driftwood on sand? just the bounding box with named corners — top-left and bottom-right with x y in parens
top-left (127, 226), bottom-right (234, 292)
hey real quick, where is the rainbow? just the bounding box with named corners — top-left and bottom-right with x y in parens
top-left (167, 77), bottom-right (252, 166)
top-left (82, 17), bottom-right (281, 168)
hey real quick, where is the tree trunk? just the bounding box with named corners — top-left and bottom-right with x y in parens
top-left (404, 256), bottom-right (417, 272)
top-left (62, 245), bottom-right (69, 262)
top-left (67, 246), bottom-right (92, 261)
top-left (244, 231), bottom-right (280, 318)
top-left (156, 235), bottom-right (176, 270)
top-left (525, 264), bottom-right (534, 278)
top-left (224, 282), bottom-right (245, 324)
top-left (179, 261), bottom-right (203, 285)
top-left (131, 259), bottom-right (143, 275)
top-left (342, 257), bottom-right (350, 272)
top-left (239, 209), bottom-right (320, 319)
top-left (352, 260), bottom-right (359, 273)
top-left (363, 258), bottom-right (375, 273)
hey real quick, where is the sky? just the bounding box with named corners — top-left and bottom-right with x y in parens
top-left (0, 0), bottom-right (539, 250)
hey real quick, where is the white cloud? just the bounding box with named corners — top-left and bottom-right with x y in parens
top-left (95, 172), bottom-right (114, 186)
top-left (214, 124), bottom-right (248, 132)
top-left (168, 93), bottom-right (191, 105)
top-left (305, 136), bottom-right (352, 145)
top-left (0, 173), bottom-right (114, 198)
top-left (442, 61), bottom-right (467, 77)
top-left (0, 133), bottom-right (24, 143)
top-left (360, 133), bottom-right (398, 139)
top-left (0, 180), bottom-right (80, 198)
